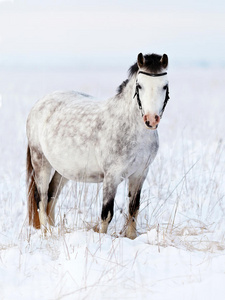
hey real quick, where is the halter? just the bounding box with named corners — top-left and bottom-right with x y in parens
top-left (133, 71), bottom-right (170, 117)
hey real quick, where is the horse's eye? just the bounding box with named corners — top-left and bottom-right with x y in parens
top-left (137, 84), bottom-right (142, 90)
top-left (163, 85), bottom-right (168, 90)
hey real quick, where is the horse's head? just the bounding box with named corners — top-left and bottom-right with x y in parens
top-left (135, 53), bottom-right (169, 130)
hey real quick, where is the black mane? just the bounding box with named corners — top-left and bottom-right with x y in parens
top-left (117, 79), bottom-right (129, 95)
top-left (117, 53), bottom-right (163, 95)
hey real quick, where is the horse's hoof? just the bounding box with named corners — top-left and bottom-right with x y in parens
top-left (125, 230), bottom-right (137, 240)
top-left (92, 224), bottom-right (100, 233)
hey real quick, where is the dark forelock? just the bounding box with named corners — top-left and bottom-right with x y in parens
top-left (128, 53), bottom-right (163, 77)
top-left (117, 53), bottom-right (163, 95)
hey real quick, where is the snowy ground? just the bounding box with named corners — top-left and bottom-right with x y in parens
top-left (0, 66), bottom-right (225, 299)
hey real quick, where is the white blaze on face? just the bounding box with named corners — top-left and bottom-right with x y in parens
top-left (137, 73), bottom-right (168, 118)
top-left (135, 53), bottom-right (169, 129)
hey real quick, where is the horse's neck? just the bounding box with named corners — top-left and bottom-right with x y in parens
top-left (105, 76), bottom-right (142, 124)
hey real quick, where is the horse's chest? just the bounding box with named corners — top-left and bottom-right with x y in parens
top-left (129, 138), bottom-right (158, 169)
top-left (98, 131), bottom-right (158, 176)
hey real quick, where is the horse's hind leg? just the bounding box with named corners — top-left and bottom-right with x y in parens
top-left (47, 171), bottom-right (68, 226)
top-left (30, 147), bottom-right (52, 229)
top-left (126, 170), bottom-right (148, 239)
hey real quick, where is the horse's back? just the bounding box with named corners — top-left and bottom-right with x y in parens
top-left (30, 90), bottom-right (95, 116)
top-left (27, 90), bottom-right (99, 135)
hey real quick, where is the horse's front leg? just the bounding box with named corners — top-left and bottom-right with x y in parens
top-left (100, 175), bottom-right (120, 234)
top-left (126, 169), bottom-right (148, 239)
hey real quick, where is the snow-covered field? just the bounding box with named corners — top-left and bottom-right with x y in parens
top-left (0, 66), bottom-right (225, 299)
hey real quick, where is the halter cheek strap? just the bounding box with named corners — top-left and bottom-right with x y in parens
top-left (133, 71), bottom-right (170, 118)
top-left (133, 82), bottom-right (144, 116)
top-left (160, 85), bottom-right (170, 117)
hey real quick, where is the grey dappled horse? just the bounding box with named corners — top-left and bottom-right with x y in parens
top-left (26, 53), bottom-right (170, 239)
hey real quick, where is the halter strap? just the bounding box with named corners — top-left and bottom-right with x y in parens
top-left (138, 71), bottom-right (167, 77)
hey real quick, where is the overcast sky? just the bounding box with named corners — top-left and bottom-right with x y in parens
top-left (0, 0), bottom-right (225, 69)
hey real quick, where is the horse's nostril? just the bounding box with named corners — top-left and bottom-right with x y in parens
top-left (155, 115), bottom-right (160, 122)
top-left (145, 121), bottom-right (152, 128)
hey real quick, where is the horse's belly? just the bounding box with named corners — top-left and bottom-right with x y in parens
top-left (44, 146), bottom-right (104, 183)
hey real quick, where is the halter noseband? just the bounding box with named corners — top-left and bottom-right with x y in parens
top-left (133, 71), bottom-right (170, 117)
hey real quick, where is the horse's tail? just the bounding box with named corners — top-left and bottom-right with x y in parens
top-left (26, 145), bottom-right (40, 229)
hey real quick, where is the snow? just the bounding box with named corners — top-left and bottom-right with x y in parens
top-left (0, 66), bottom-right (225, 299)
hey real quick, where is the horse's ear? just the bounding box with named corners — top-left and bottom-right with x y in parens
top-left (160, 54), bottom-right (168, 68)
top-left (137, 53), bottom-right (145, 68)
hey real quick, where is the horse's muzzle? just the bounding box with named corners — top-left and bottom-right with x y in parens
top-left (143, 114), bottom-right (160, 130)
